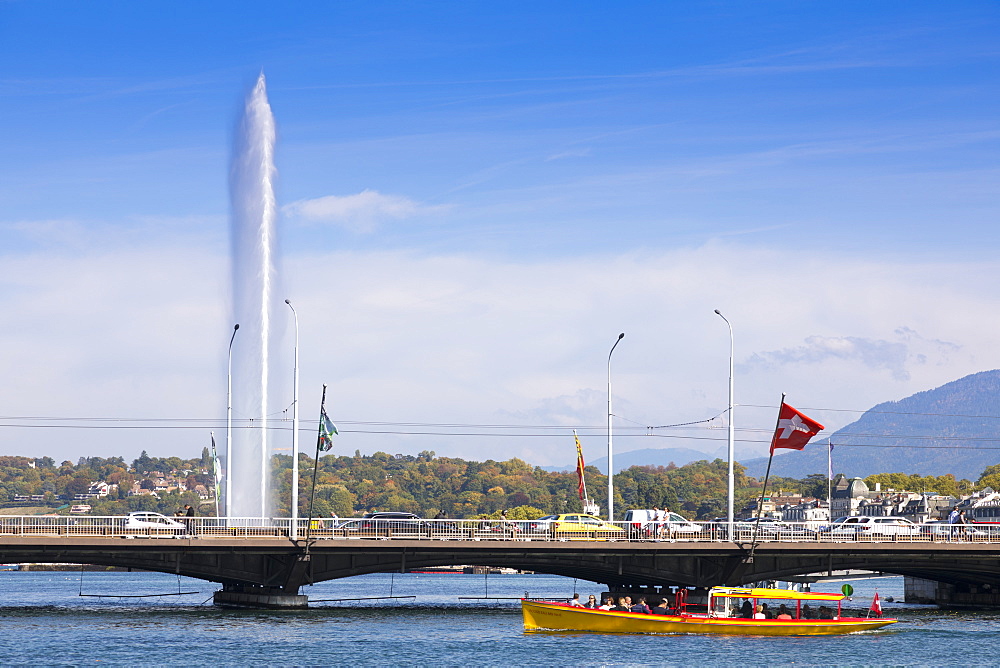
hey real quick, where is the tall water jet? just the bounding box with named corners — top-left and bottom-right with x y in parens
top-left (228, 73), bottom-right (282, 518)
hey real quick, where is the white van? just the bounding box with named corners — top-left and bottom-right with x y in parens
top-left (623, 509), bottom-right (703, 536)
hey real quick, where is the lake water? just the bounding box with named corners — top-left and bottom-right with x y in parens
top-left (0, 570), bottom-right (995, 666)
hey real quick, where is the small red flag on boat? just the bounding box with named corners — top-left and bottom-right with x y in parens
top-left (575, 433), bottom-right (586, 501)
top-left (870, 591), bottom-right (882, 617)
top-left (770, 402), bottom-right (825, 453)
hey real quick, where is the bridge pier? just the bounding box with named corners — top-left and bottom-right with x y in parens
top-left (213, 583), bottom-right (308, 609)
top-left (904, 577), bottom-right (1000, 609)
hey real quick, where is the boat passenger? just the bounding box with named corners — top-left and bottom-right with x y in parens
top-left (801, 604), bottom-right (815, 619)
top-left (650, 598), bottom-right (671, 615)
top-left (752, 604), bottom-right (765, 620)
top-left (568, 593), bottom-right (584, 607)
top-left (612, 596), bottom-right (631, 612)
top-left (630, 596), bottom-right (651, 614)
top-left (585, 594), bottom-right (599, 609)
top-left (776, 604), bottom-right (792, 620)
top-left (760, 603), bottom-right (773, 619)
top-left (818, 605), bottom-right (834, 619)
top-left (598, 597), bottom-right (614, 610)
top-left (739, 598), bottom-right (753, 619)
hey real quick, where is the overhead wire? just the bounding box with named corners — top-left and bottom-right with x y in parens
top-left (739, 403), bottom-right (1000, 420)
top-left (2, 405), bottom-right (1000, 451)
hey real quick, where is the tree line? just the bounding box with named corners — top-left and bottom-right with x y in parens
top-left (0, 449), bottom-right (995, 519)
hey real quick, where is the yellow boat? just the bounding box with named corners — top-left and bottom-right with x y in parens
top-left (522, 586), bottom-right (897, 636)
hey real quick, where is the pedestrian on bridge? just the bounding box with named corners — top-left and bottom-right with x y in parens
top-left (184, 504), bottom-right (195, 535)
top-left (956, 509), bottom-right (969, 540)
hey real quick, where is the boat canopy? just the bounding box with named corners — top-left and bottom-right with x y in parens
top-left (709, 587), bottom-right (843, 602)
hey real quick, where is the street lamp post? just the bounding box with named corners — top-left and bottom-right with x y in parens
top-left (714, 310), bottom-right (735, 538)
top-left (607, 332), bottom-right (625, 522)
top-left (285, 300), bottom-right (300, 541)
top-left (226, 323), bottom-right (239, 518)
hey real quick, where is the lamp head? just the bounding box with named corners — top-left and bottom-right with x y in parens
top-left (234, 324), bottom-right (240, 331)
top-left (714, 309), bottom-right (721, 315)
top-left (618, 332), bottom-right (625, 340)
top-left (285, 299), bottom-right (291, 305)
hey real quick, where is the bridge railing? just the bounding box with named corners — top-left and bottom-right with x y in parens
top-left (0, 516), bottom-right (996, 543)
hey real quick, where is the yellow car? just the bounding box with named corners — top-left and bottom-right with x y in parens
top-left (531, 514), bottom-right (625, 540)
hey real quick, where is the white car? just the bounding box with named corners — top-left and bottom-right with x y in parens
top-left (828, 516), bottom-right (920, 536)
top-left (921, 520), bottom-right (985, 537)
top-left (124, 512), bottom-right (185, 530)
top-left (623, 509), bottom-right (703, 535)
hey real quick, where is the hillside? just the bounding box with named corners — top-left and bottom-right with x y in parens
top-left (543, 446), bottom-right (718, 474)
top-left (742, 369), bottom-right (1000, 480)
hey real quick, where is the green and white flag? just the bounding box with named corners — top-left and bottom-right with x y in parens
top-left (211, 433), bottom-right (222, 483)
top-left (319, 407), bottom-right (338, 451)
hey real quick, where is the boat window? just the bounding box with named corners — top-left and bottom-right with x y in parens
top-left (710, 596), bottom-right (729, 617)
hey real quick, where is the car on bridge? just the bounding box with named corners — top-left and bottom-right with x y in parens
top-left (335, 512), bottom-right (425, 534)
top-left (708, 517), bottom-right (815, 540)
top-left (623, 509), bottom-right (704, 538)
top-left (124, 512), bottom-right (186, 536)
top-left (529, 514), bottom-right (625, 540)
top-left (823, 515), bottom-right (921, 537)
top-left (333, 512), bottom-right (466, 538)
top-left (738, 518), bottom-right (813, 538)
top-left (921, 519), bottom-right (987, 539)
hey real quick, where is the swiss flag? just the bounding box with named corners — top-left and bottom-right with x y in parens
top-left (870, 591), bottom-right (882, 617)
top-left (770, 402), bottom-right (825, 453)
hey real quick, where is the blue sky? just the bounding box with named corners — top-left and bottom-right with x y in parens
top-left (2, 2), bottom-right (999, 469)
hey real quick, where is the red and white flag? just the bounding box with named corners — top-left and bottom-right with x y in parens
top-left (770, 402), bottom-right (825, 453)
top-left (870, 591), bottom-right (882, 617)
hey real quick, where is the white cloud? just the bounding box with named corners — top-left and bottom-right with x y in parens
top-left (283, 190), bottom-right (447, 233)
top-left (1, 235), bottom-right (997, 467)
top-left (279, 244), bottom-right (996, 465)
top-left (744, 326), bottom-right (964, 382)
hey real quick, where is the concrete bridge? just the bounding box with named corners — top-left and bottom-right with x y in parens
top-left (1, 517), bottom-right (999, 608)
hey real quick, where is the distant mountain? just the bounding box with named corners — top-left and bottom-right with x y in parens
top-left (742, 370), bottom-right (1000, 481)
top-left (542, 446), bottom-right (719, 475)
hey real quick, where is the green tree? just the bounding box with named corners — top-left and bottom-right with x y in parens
top-left (133, 451), bottom-right (153, 473)
top-left (978, 464), bottom-right (1000, 490)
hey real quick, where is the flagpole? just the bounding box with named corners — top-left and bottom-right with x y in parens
top-left (211, 432), bottom-right (220, 519)
top-left (749, 392), bottom-right (786, 559)
top-left (575, 431), bottom-right (589, 511)
top-left (827, 440), bottom-right (834, 522)
top-left (305, 384), bottom-right (328, 546)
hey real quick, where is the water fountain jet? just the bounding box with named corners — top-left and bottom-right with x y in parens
top-left (227, 73), bottom-right (282, 519)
